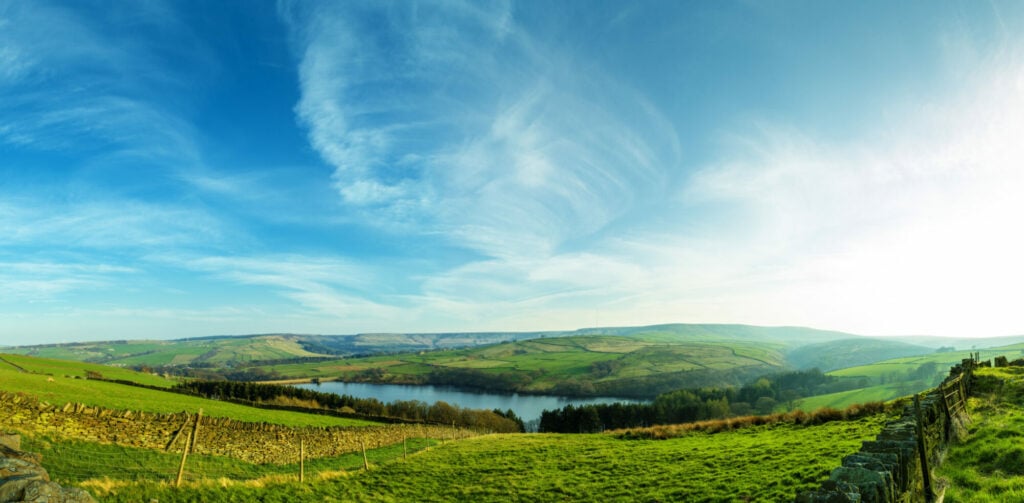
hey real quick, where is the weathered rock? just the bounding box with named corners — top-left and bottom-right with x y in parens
top-left (0, 443), bottom-right (95, 503)
top-left (796, 480), bottom-right (862, 502)
top-left (831, 466), bottom-right (892, 503)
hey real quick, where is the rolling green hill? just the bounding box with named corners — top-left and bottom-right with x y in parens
top-left (793, 344), bottom-right (1024, 411)
top-left (1, 323), bottom-right (876, 369)
top-left (244, 330), bottom-right (800, 398)
top-left (4, 334), bottom-right (329, 367)
top-left (10, 324), bottom-right (1024, 401)
top-left (0, 353), bottom-right (376, 427)
top-left (785, 337), bottom-right (931, 371)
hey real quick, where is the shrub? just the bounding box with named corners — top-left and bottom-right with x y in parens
top-left (808, 407), bottom-right (844, 424)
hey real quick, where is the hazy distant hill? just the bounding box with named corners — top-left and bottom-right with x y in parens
top-left (10, 323), bottom-right (1024, 400)
top-left (883, 334), bottom-right (1024, 350)
top-left (5, 324), bottom-right (862, 367)
top-left (570, 323), bottom-right (858, 345)
top-left (785, 338), bottom-right (933, 371)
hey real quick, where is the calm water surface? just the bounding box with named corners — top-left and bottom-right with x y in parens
top-left (294, 381), bottom-right (643, 429)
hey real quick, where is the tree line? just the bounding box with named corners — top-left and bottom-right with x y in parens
top-left (539, 369), bottom-right (862, 433)
top-left (173, 380), bottom-right (524, 433)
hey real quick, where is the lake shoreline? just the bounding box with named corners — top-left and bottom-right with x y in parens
top-left (262, 376), bottom-right (646, 401)
top-left (292, 380), bottom-right (648, 429)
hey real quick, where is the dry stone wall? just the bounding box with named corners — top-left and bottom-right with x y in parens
top-left (796, 358), bottom-right (981, 503)
top-left (0, 392), bottom-right (474, 465)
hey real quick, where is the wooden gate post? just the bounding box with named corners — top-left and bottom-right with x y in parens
top-left (913, 395), bottom-right (935, 502)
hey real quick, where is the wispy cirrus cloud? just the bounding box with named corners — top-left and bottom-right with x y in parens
top-left (279, 1), bottom-right (681, 258)
top-left (0, 0), bottom-right (207, 165)
top-left (182, 255), bottom-right (401, 320)
top-left (0, 198), bottom-right (226, 250)
top-left (0, 261), bottom-right (135, 302)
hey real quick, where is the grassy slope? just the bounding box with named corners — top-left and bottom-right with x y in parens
top-left (785, 337), bottom-right (931, 371)
top-left (24, 435), bottom-right (441, 490)
top-left (250, 333), bottom-right (788, 394)
top-left (936, 366), bottom-right (1024, 502)
top-left (827, 347), bottom-right (1023, 380)
top-left (3, 335), bottom-right (327, 367)
top-left (92, 413), bottom-right (892, 502)
top-left (794, 345), bottom-right (1024, 411)
top-left (0, 354), bottom-right (376, 428)
top-left (795, 383), bottom-right (926, 411)
top-left (2, 324), bottom-right (860, 368)
top-left (1, 353), bottom-right (176, 387)
top-left (3, 325), bottom-right (955, 400)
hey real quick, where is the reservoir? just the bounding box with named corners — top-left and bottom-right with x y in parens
top-left (294, 381), bottom-right (643, 429)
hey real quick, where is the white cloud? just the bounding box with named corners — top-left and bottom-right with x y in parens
top-left (675, 51), bottom-right (1024, 336)
top-left (398, 46), bottom-right (1024, 338)
top-left (282, 1), bottom-right (681, 260)
top-left (182, 255), bottom-right (401, 320)
top-left (0, 261), bottom-right (135, 302)
top-left (0, 198), bottom-right (225, 249)
top-left (0, 1), bottom-right (205, 165)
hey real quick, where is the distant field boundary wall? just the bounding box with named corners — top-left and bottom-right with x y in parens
top-left (0, 392), bottom-right (476, 465)
top-left (797, 355), bottom-right (985, 503)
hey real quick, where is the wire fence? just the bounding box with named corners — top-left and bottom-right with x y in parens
top-left (23, 433), bottom-right (443, 487)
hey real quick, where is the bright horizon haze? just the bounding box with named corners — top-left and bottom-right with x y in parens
top-left (3, 1), bottom-right (1024, 344)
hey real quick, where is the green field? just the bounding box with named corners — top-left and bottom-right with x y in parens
top-left (790, 346), bottom-right (1024, 411)
top-left (829, 346), bottom-right (1024, 381)
top-left (24, 435), bottom-right (441, 492)
top-left (936, 366), bottom-right (1024, 502)
top-left (4, 335), bottom-right (327, 367)
top-left (794, 382), bottom-right (926, 411)
top-left (67, 412), bottom-right (891, 502)
top-left (0, 353), bottom-right (176, 387)
top-left (0, 354), bottom-right (376, 428)
top-left (12, 325), bottom-right (992, 402)
top-left (249, 333), bottom-right (789, 397)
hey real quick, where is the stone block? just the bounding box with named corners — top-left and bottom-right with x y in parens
top-left (832, 466), bottom-right (892, 503)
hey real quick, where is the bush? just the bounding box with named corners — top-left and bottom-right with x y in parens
top-left (809, 407), bottom-right (844, 424)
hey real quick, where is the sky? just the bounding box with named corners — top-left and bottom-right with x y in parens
top-left (3, 0), bottom-right (1024, 344)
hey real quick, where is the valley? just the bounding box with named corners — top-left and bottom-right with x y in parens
top-left (4, 324), bottom-right (1024, 501)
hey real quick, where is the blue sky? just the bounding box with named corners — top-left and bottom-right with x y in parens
top-left (3, 0), bottom-right (1024, 344)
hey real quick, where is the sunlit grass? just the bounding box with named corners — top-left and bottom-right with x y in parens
top-left (90, 413), bottom-right (891, 502)
top-left (936, 366), bottom-right (1024, 502)
top-left (0, 356), bottom-right (377, 427)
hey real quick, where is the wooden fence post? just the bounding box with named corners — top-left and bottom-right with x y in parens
top-left (175, 429), bottom-right (192, 488)
top-left (300, 438), bottom-right (305, 483)
top-left (403, 435), bottom-right (407, 459)
top-left (958, 375), bottom-right (967, 409)
top-left (937, 382), bottom-right (952, 441)
top-left (361, 440), bottom-right (369, 470)
top-left (913, 395), bottom-right (935, 502)
top-left (166, 415), bottom-right (190, 452)
top-left (190, 409), bottom-right (203, 454)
